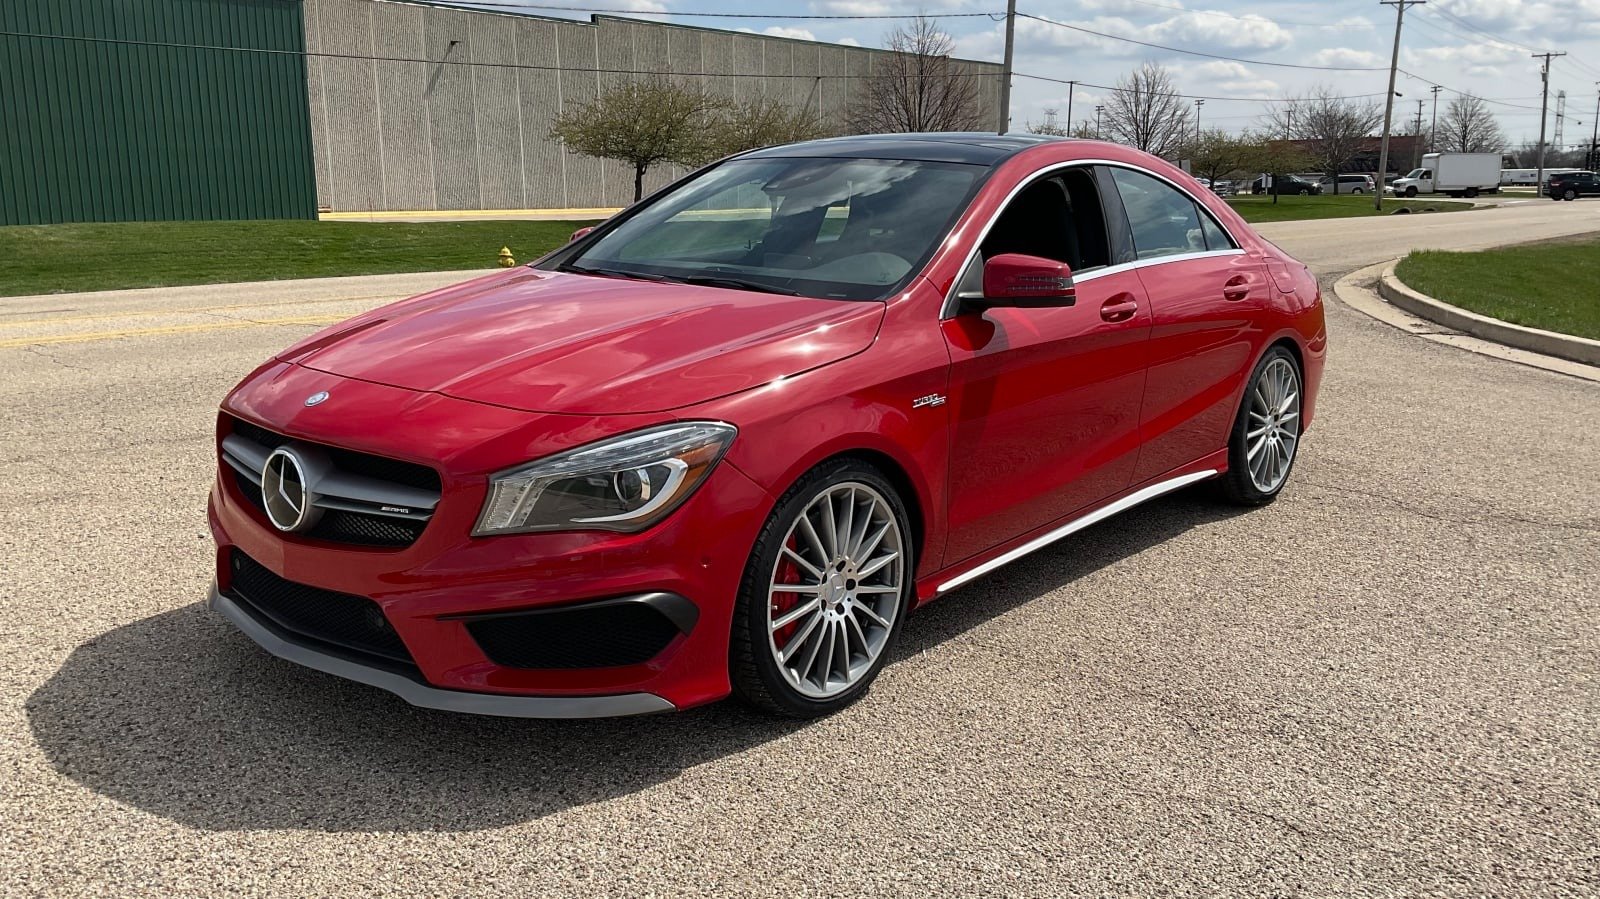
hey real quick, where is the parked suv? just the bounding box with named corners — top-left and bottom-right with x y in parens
top-left (1250, 174), bottom-right (1323, 195)
top-left (1547, 171), bottom-right (1600, 200)
top-left (1320, 174), bottom-right (1375, 195)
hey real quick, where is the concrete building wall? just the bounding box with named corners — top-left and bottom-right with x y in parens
top-left (304, 0), bottom-right (1004, 212)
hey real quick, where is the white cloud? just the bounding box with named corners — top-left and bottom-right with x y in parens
top-left (809, 0), bottom-right (892, 14)
top-left (1308, 47), bottom-right (1382, 67)
top-left (1185, 60), bottom-right (1279, 95)
top-left (761, 26), bottom-right (818, 41)
top-left (1146, 11), bottom-right (1293, 52)
top-left (837, 37), bottom-right (863, 47)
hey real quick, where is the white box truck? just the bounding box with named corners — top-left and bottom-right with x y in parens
top-left (1390, 153), bottom-right (1502, 198)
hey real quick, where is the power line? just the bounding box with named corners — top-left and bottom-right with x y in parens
top-left (1014, 12), bottom-right (1388, 72)
top-left (1013, 71), bottom-right (1387, 104)
top-left (1026, 0), bottom-right (1362, 30)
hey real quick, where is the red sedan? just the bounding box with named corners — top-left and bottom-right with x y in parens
top-left (208, 134), bottom-right (1326, 718)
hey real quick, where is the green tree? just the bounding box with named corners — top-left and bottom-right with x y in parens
top-left (1240, 134), bottom-right (1315, 204)
top-left (1187, 129), bottom-right (1254, 190)
top-left (550, 79), bottom-right (726, 202)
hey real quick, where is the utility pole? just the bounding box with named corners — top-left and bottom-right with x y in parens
top-left (1532, 52), bottom-right (1566, 194)
top-left (1066, 80), bottom-right (1077, 133)
top-left (1590, 82), bottom-right (1599, 170)
top-left (1375, 0), bottom-right (1423, 211)
top-left (998, 0), bottom-right (1017, 134)
top-left (1413, 99), bottom-right (1425, 168)
top-left (1194, 98), bottom-right (1205, 141)
top-left (1429, 85), bottom-right (1442, 154)
top-left (1095, 104), bottom-right (1104, 139)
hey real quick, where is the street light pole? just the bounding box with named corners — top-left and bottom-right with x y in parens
top-left (1429, 85), bottom-right (1442, 154)
top-left (1375, 0), bottom-right (1423, 212)
top-left (1194, 98), bottom-right (1204, 140)
top-left (1066, 80), bottom-right (1077, 134)
top-left (1413, 99), bottom-right (1425, 168)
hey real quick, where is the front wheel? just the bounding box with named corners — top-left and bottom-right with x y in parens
top-left (1564, 189), bottom-right (1577, 201)
top-left (730, 460), bottom-right (913, 718)
top-left (1218, 347), bottom-right (1303, 506)
top-left (1405, 186), bottom-right (1418, 198)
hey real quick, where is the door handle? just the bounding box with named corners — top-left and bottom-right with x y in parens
top-left (1100, 294), bottom-right (1139, 323)
top-left (1223, 275), bottom-right (1251, 302)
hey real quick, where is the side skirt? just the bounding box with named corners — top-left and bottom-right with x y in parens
top-left (923, 466), bottom-right (1220, 597)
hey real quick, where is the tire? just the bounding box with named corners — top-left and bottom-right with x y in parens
top-left (1564, 189), bottom-right (1577, 201)
top-left (730, 458), bottom-right (913, 718)
top-left (1218, 346), bottom-right (1303, 506)
top-left (1352, 188), bottom-right (1365, 195)
top-left (1404, 186), bottom-right (1418, 198)
top-left (1298, 188), bottom-right (1310, 195)
top-left (1465, 187), bottom-right (1479, 198)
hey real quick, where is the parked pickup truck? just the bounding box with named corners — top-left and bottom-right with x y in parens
top-left (1390, 153), bottom-right (1502, 198)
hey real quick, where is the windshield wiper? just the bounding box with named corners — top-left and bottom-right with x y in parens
top-left (558, 263), bottom-right (669, 282)
top-left (674, 274), bottom-right (799, 296)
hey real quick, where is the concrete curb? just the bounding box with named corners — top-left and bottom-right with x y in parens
top-left (1333, 262), bottom-right (1600, 384)
top-left (1379, 261), bottom-right (1600, 367)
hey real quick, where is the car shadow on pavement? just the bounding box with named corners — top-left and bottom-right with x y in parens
top-left (26, 489), bottom-right (1245, 833)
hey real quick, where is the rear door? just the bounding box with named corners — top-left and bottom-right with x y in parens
top-left (1101, 166), bottom-right (1272, 482)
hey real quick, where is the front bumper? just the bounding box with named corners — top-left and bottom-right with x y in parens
top-left (210, 586), bottom-right (675, 717)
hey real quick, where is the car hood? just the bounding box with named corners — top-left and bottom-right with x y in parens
top-left (281, 269), bottom-right (885, 415)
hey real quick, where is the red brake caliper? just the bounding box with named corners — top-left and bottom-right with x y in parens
top-left (771, 534), bottom-right (806, 649)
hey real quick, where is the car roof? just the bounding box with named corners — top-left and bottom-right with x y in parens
top-left (741, 132), bottom-right (1072, 165)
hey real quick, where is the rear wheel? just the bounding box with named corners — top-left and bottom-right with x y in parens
top-left (730, 460), bottom-right (912, 718)
top-left (1218, 347), bottom-right (1303, 506)
top-left (1465, 187), bottom-right (1479, 198)
top-left (1564, 189), bottom-right (1577, 201)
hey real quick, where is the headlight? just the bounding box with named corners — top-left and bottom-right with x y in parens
top-left (473, 422), bottom-right (737, 536)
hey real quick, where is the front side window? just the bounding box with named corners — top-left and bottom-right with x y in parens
top-left (954, 166), bottom-right (1113, 300)
top-left (558, 157), bottom-right (983, 301)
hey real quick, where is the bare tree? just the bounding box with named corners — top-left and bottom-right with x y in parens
top-left (703, 95), bottom-right (834, 162)
top-left (1100, 63), bottom-right (1192, 158)
top-left (1436, 95), bottom-right (1506, 154)
top-left (849, 17), bottom-right (985, 133)
top-left (1262, 86), bottom-right (1382, 177)
top-left (550, 79), bottom-right (726, 202)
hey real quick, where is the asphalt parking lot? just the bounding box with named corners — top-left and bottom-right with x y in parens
top-left (3, 203), bottom-right (1599, 896)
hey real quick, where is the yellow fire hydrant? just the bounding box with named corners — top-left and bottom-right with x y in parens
top-left (497, 246), bottom-right (516, 267)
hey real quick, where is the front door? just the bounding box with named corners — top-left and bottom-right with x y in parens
top-left (940, 168), bottom-right (1151, 565)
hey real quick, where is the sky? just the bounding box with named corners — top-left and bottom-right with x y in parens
top-left (450, 0), bottom-right (1600, 148)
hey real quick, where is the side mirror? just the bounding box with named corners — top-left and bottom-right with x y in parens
top-left (976, 253), bottom-right (1076, 309)
top-left (570, 225), bottom-right (595, 242)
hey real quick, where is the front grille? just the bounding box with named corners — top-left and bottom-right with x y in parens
top-left (222, 415), bottom-right (440, 548)
top-left (227, 550), bottom-right (414, 666)
top-left (466, 601), bottom-right (684, 669)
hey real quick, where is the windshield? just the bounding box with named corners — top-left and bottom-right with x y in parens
top-left (558, 157), bottom-right (984, 301)
top-left (1405, 169), bottom-right (1426, 179)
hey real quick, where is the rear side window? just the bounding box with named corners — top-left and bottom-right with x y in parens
top-left (1110, 168), bottom-right (1232, 258)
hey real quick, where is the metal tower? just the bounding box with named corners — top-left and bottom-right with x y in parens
top-left (1554, 90), bottom-right (1567, 149)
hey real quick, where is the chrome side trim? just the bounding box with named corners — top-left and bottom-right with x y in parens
top-left (935, 469), bottom-right (1218, 594)
top-left (940, 157), bottom-right (1244, 319)
top-left (210, 587), bottom-right (677, 719)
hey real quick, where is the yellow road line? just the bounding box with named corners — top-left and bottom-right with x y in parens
top-left (0, 315), bottom-right (346, 349)
top-left (0, 295), bottom-right (395, 329)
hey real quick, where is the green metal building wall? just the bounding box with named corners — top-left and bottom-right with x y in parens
top-left (1, 0), bottom-right (317, 225)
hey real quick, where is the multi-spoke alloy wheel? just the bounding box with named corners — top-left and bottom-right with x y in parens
top-left (731, 461), bottom-right (911, 716)
top-left (1219, 347), bottom-right (1303, 506)
top-left (1245, 356), bottom-right (1300, 494)
top-left (766, 483), bottom-right (903, 699)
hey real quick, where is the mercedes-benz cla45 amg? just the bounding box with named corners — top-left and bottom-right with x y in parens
top-left (209, 134), bottom-right (1326, 718)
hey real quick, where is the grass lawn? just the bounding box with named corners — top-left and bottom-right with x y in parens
top-left (0, 219), bottom-right (594, 297)
top-left (1226, 195), bottom-right (1473, 223)
top-left (1395, 234), bottom-right (1600, 340)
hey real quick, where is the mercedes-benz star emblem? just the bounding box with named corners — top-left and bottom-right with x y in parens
top-left (261, 448), bottom-right (314, 532)
top-left (304, 391), bottom-right (330, 407)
